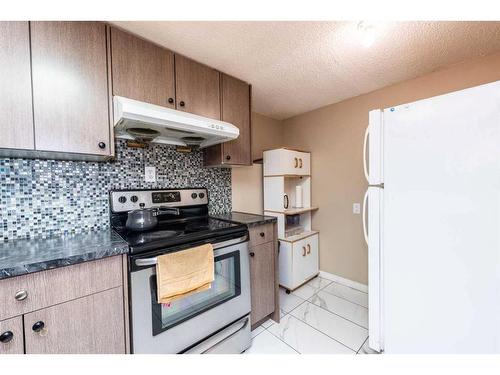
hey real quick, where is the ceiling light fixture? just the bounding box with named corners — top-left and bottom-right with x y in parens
top-left (358, 21), bottom-right (376, 47)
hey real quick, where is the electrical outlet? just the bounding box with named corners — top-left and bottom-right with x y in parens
top-left (145, 166), bottom-right (156, 183)
top-left (353, 203), bottom-right (361, 214)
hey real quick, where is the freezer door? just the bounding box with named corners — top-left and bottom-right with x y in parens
top-left (363, 186), bottom-right (383, 352)
top-left (382, 80), bottom-right (500, 353)
top-left (364, 110), bottom-right (383, 185)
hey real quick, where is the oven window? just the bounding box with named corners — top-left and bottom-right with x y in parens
top-left (150, 250), bottom-right (241, 336)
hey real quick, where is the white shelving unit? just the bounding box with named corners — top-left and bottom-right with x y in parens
top-left (263, 148), bottom-right (319, 292)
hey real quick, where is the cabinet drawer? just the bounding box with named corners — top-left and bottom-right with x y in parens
top-left (292, 233), bottom-right (319, 285)
top-left (0, 316), bottom-right (24, 354)
top-left (248, 224), bottom-right (274, 246)
top-left (0, 255), bottom-right (122, 321)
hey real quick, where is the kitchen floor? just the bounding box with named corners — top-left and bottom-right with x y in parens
top-left (245, 276), bottom-right (374, 354)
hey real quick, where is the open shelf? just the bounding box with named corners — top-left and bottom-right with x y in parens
top-left (279, 230), bottom-right (319, 243)
top-left (266, 206), bottom-right (319, 216)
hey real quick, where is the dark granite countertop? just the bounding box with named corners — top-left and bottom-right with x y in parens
top-left (213, 211), bottom-right (277, 227)
top-left (0, 229), bottom-right (129, 280)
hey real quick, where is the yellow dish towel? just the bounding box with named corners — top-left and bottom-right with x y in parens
top-left (156, 243), bottom-right (214, 304)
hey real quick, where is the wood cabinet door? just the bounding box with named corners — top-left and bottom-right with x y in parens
top-left (175, 54), bottom-right (220, 120)
top-left (31, 21), bottom-right (111, 156)
top-left (0, 316), bottom-right (24, 354)
top-left (221, 74), bottom-right (251, 165)
top-left (111, 27), bottom-right (175, 108)
top-left (0, 22), bottom-right (34, 151)
top-left (24, 287), bottom-right (125, 354)
top-left (249, 242), bottom-right (276, 324)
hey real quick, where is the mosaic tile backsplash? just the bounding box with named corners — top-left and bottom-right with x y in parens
top-left (0, 140), bottom-right (231, 241)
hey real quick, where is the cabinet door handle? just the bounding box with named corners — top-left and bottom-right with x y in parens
top-left (226, 155), bottom-right (231, 161)
top-left (299, 158), bottom-right (303, 168)
top-left (98, 142), bottom-right (106, 150)
top-left (249, 252), bottom-right (255, 257)
top-left (294, 157), bottom-right (298, 168)
top-left (302, 246), bottom-right (306, 257)
top-left (0, 331), bottom-right (13, 343)
top-left (259, 232), bottom-right (265, 237)
top-left (307, 244), bottom-right (311, 254)
top-left (179, 100), bottom-right (185, 107)
top-left (168, 97), bottom-right (174, 104)
top-left (14, 290), bottom-right (28, 301)
top-left (32, 321), bottom-right (45, 333)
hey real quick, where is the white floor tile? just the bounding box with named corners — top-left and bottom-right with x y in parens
top-left (291, 284), bottom-right (318, 300)
top-left (309, 290), bottom-right (368, 328)
top-left (291, 302), bottom-right (368, 351)
top-left (279, 288), bottom-right (305, 314)
top-left (251, 325), bottom-right (265, 338)
top-left (245, 330), bottom-right (298, 354)
top-left (306, 276), bottom-right (332, 290)
top-left (261, 319), bottom-right (274, 329)
top-left (267, 315), bottom-right (354, 354)
top-left (291, 277), bottom-right (331, 300)
top-left (322, 282), bottom-right (368, 308)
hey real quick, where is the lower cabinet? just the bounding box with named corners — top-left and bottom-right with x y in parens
top-left (0, 255), bottom-right (127, 354)
top-left (279, 233), bottom-right (319, 290)
top-left (249, 242), bottom-right (276, 323)
top-left (24, 287), bottom-right (125, 354)
top-left (0, 316), bottom-right (24, 354)
top-left (248, 223), bottom-right (280, 327)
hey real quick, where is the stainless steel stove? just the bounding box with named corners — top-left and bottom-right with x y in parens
top-left (110, 188), bottom-right (251, 354)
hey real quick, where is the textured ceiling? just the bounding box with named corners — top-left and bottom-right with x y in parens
top-left (111, 21), bottom-right (500, 120)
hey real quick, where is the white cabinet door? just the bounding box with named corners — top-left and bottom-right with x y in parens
top-left (303, 233), bottom-right (319, 280)
top-left (292, 234), bottom-right (319, 286)
top-left (293, 151), bottom-right (310, 176)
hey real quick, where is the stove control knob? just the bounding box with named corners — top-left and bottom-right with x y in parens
top-left (199, 193), bottom-right (205, 199)
top-left (118, 196), bottom-right (127, 204)
top-left (191, 193), bottom-right (198, 199)
top-left (130, 196), bottom-right (139, 203)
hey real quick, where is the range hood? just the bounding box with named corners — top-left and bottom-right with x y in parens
top-left (113, 96), bottom-right (239, 148)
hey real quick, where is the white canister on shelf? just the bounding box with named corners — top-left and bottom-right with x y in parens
top-left (295, 185), bottom-right (303, 208)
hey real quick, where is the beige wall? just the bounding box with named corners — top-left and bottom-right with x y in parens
top-left (282, 51), bottom-right (500, 284)
top-left (232, 112), bottom-right (283, 214)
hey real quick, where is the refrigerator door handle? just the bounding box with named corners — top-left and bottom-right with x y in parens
top-left (362, 188), bottom-right (369, 245)
top-left (363, 124), bottom-right (370, 183)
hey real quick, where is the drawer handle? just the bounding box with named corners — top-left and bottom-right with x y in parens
top-left (249, 252), bottom-right (255, 257)
top-left (0, 331), bottom-right (13, 344)
top-left (299, 158), bottom-right (303, 168)
top-left (307, 244), bottom-right (311, 254)
top-left (14, 290), bottom-right (28, 301)
top-left (32, 321), bottom-right (45, 333)
top-left (294, 157), bottom-right (298, 168)
top-left (259, 232), bottom-right (265, 237)
top-left (302, 246), bottom-right (306, 257)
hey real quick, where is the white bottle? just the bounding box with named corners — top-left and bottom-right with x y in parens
top-left (295, 185), bottom-right (303, 208)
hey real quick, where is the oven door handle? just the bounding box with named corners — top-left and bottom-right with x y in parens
top-left (134, 235), bottom-right (248, 267)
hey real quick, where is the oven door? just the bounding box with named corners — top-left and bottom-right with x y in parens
top-left (129, 235), bottom-right (251, 354)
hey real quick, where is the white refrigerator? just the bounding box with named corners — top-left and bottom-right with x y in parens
top-left (363, 80), bottom-right (500, 353)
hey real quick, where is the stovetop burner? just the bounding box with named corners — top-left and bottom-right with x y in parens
top-left (109, 188), bottom-right (247, 254)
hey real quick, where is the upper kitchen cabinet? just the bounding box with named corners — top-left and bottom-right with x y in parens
top-left (110, 27), bottom-right (175, 108)
top-left (30, 22), bottom-right (112, 157)
top-left (174, 54), bottom-right (221, 120)
top-left (204, 73), bottom-right (252, 166)
top-left (0, 22), bottom-right (34, 151)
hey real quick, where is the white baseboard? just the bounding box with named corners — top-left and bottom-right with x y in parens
top-left (318, 271), bottom-right (368, 293)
